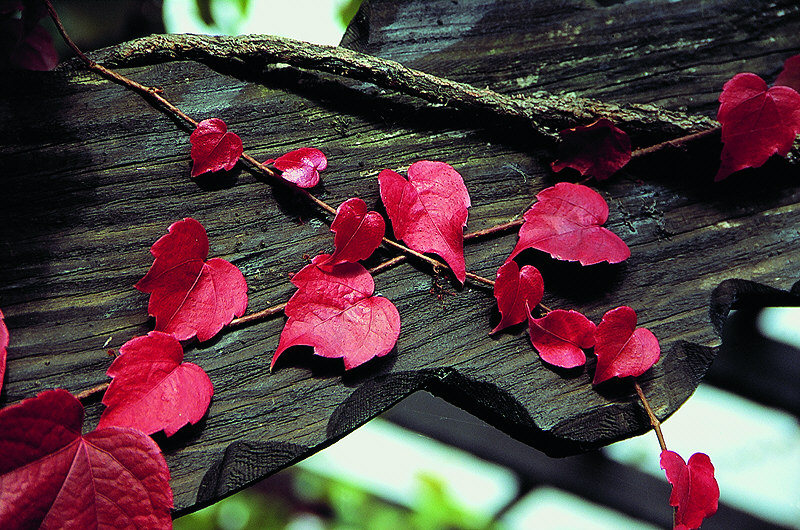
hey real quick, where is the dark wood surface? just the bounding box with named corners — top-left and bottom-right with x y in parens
top-left (1, 0), bottom-right (799, 516)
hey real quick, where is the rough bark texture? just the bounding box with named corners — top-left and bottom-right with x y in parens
top-left (1, 0), bottom-right (799, 517)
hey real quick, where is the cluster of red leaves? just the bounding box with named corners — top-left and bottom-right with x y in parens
top-left (0, 389), bottom-right (173, 528)
top-left (551, 54), bottom-right (800, 183)
top-left (0, 2), bottom-right (58, 71)
top-left (0, 215), bottom-right (251, 527)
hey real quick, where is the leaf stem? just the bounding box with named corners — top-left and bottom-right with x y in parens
top-left (631, 127), bottom-right (720, 159)
top-left (633, 379), bottom-right (667, 452)
top-left (75, 381), bottom-right (110, 402)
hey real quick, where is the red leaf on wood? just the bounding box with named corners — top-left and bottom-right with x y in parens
top-left (528, 309), bottom-right (596, 368)
top-left (319, 197), bottom-right (385, 268)
top-left (0, 389), bottom-right (173, 529)
top-left (272, 256), bottom-right (400, 370)
top-left (551, 118), bottom-right (632, 181)
top-left (775, 54), bottom-right (800, 92)
top-left (507, 182), bottom-right (630, 266)
top-left (97, 332), bottom-right (214, 436)
top-left (265, 147), bottom-right (327, 188)
top-left (490, 260), bottom-right (544, 334)
top-left (3, 21), bottom-right (58, 71)
top-left (0, 309), bottom-right (7, 394)
top-left (136, 218), bottom-right (248, 342)
top-left (660, 450), bottom-right (720, 530)
top-left (189, 118), bottom-right (243, 177)
top-left (379, 160), bottom-right (471, 283)
top-left (715, 73), bottom-right (800, 181)
top-left (592, 306), bottom-right (660, 384)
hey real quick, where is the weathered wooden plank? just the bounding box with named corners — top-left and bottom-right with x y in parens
top-left (1, 0), bottom-right (799, 516)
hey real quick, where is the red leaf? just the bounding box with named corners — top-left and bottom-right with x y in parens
top-left (551, 118), bottom-right (632, 180)
top-left (189, 118), bottom-right (243, 177)
top-left (715, 73), bottom-right (800, 181)
top-left (379, 161), bottom-right (471, 283)
top-left (660, 450), bottom-right (720, 529)
top-left (592, 306), bottom-right (660, 384)
top-left (97, 332), bottom-right (214, 437)
top-left (490, 261), bottom-right (544, 334)
top-left (0, 389), bottom-right (173, 529)
top-left (136, 218), bottom-right (248, 342)
top-left (4, 22), bottom-right (58, 71)
top-left (272, 256), bottom-right (400, 370)
top-left (319, 197), bottom-right (385, 268)
top-left (0, 309), bottom-right (7, 394)
top-left (775, 54), bottom-right (800, 92)
top-left (507, 182), bottom-right (630, 266)
top-left (528, 309), bottom-right (596, 368)
top-left (265, 147), bottom-right (327, 188)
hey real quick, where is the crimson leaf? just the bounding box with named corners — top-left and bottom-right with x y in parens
top-left (379, 160), bottom-right (471, 283)
top-left (551, 118), bottom-right (632, 181)
top-left (135, 218), bottom-right (248, 342)
top-left (715, 73), bottom-right (800, 181)
top-left (189, 118), bottom-right (243, 177)
top-left (592, 306), bottom-right (660, 384)
top-left (507, 182), bottom-right (630, 266)
top-left (528, 309), bottom-right (596, 368)
top-left (319, 197), bottom-right (385, 268)
top-left (775, 54), bottom-right (800, 92)
top-left (97, 331), bottom-right (214, 437)
top-left (0, 389), bottom-right (173, 529)
top-left (0, 309), bottom-right (6, 394)
top-left (490, 260), bottom-right (543, 334)
top-left (273, 255), bottom-right (401, 370)
top-left (660, 450), bottom-right (720, 530)
top-left (265, 147), bottom-right (327, 188)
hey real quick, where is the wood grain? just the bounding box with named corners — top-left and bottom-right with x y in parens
top-left (1, 0), bottom-right (799, 516)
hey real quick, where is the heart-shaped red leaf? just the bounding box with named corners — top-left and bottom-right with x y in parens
top-left (0, 309), bottom-right (7, 394)
top-left (508, 182), bottom-right (630, 266)
top-left (551, 118), bottom-right (632, 181)
top-left (189, 118), bottom-right (244, 177)
top-left (715, 73), bottom-right (800, 181)
top-left (592, 306), bottom-right (660, 384)
top-left (97, 331), bottom-right (214, 437)
top-left (0, 389), bottom-right (173, 529)
top-left (660, 450), bottom-right (719, 530)
top-left (319, 197), bottom-right (385, 268)
top-left (379, 160), bottom-right (471, 283)
top-left (4, 21), bottom-right (59, 71)
top-left (273, 256), bottom-right (400, 370)
top-left (265, 147), bottom-right (327, 188)
top-left (528, 309), bottom-right (596, 368)
top-left (775, 54), bottom-right (800, 92)
top-left (490, 260), bottom-right (544, 334)
top-left (135, 218), bottom-right (248, 342)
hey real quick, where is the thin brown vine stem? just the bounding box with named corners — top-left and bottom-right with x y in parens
top-left (633, 379), bottom-right (668, 452)
top-left (75, 381), bottom-right (110, 402)
top-left (631, 127), bottom-right (720, 159)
